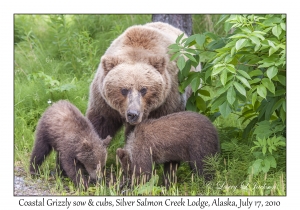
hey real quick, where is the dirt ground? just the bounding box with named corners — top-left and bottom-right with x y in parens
top-left (14, 166), bottom-right (53, 196)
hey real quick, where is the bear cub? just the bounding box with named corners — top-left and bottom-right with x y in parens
top-left (30, 100), bottom-right (112, 188)
top-left (116, 111), bottom-right (219, 185)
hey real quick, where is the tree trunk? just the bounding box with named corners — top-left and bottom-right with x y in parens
top-left (152, 14), bottom-right (192, 36)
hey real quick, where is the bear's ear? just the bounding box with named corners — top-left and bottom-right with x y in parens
top-left (101, 55), bottom-right (121, 75)
top-left (116, 148), bottom-right (126, 160)
top-left (102, 135), bottom-right (112, 147)
top-left (116, 148), bottom-right (131, 173)
top-left (82, 139), bottom-right (92, 151)
top-left (149, 56), bottom-right (167, 74)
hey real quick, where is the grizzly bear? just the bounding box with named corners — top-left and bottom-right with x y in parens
top-left (116, 111), bottom-right (219, 185)
top-left (29, 100), bottom-right (112, 189)
top-left (86, 22), bottom-right (197, 141)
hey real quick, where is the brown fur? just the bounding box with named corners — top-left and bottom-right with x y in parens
top-left (29, 100), bottom-right (112, 189)
top-left (86, 22), bottom-right (192, 140)
top-left (116, 111), bottom-right (219, 185)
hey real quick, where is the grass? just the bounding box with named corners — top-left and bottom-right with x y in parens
top-left (14, 14), bottom-right (286, 196)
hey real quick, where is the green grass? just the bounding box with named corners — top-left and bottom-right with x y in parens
top-left (14, 14), bottom-right (286, 196)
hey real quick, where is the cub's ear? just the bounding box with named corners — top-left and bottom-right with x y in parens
top-left (102, 135), bottom-right (112, 147)
top-left (149, 56), bottom-right (167, 74)
top-left (82, 139), bottom-right (92, 151)
top-left (116, 148), bottom-right (126, 160)
top-left (101, 55), bottom-right (121, 75)
top-left (116, 148), bottom-right (131, 173)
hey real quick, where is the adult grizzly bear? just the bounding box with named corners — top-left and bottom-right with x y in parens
top-left (116, 111), bottom-right (219, 185)
top-left (86, 22), bottom-right (195, 140)
top-left (30, 100), bottom-right (112, 189)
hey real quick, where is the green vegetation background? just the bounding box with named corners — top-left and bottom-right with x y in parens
top-left (14, 14), bottom-right (285, 195)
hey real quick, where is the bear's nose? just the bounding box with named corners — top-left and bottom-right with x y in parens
top-left (127, 110), bottom-right (139, 123)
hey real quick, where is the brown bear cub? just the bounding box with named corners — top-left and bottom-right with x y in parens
top-left (29, 100), bottom-right (112, 189)
top-left (116, 111), bottom-right (219, 185)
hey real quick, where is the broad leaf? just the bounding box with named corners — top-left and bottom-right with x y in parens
top-left (196, 96), bottom-right (206, 111)
top-left (280, 22), bottom-right (286, 31)
top-left (261, 78), bottom-right (275, 94)
top-left (184, 53), bottom-right (197, 63)
top-left (197, 89), bottom-right (210, 97)
top-left (191, 77), bottom-right (201, 92)
top-left (170, 51), bottom-right (180, 61)
top-left (176, 33), bottom-right (184, 44)
top-left (212, 66), bottom-right (225, 76)
top-left (220, 70), bottom-right (227, 86)
top-left (230, 34), bottom-right (248, 39)
top-left (219, 101), bottom-right (232, 118)
top-left (184, 34), bottom-right (197, 47)
top-left (282, 100), bottom-right (286, 112)
top-left (186, 97), bottom-right (197, 112)
top-left (249, 35), bottom-right (261, 45)
top-left (168, 43), bottom-right (181, 50)
top-left (227, 86), bottom-right (236, 105)
top-left (267, 66), bottom-right (278, 79)
top-left (266, 155), bottom-right (277, 168)
top-left (250, 159), bottom-right (263, 175)
top-left (177, 56), bottom-right (186, 71)
top-left (251, 31), bottom-right (265, 40)
top-left (267, 40), bottom-right (276, 48)
top-left (195, 34), bottom-right (206, 47)
top-left (233, 81), bottom-right (246, 96)
top-left (269, 46), bottom-right (280, 56)
top-left (261, 158), bottom-right (271, 173)
top-left (272, 24), bottom-right (282, 39)
top-left (226, 64), bottom-right (236, 74)
top-left (181, 60), bottom-right (191, 77)
top-left (211, 95), bottom-right (227, 111)
top-left (252, 92), bottom-right (257, 106)
top-left (271, 98), bottom-right (284, 114)
top-left (236, 75), bottom-right (251, 89)
top-left (257, 84), bottom-right (267, 98)
top-left (237, 70), bottom-right (251, 79)
top-left (249, 69), bottom-right (263, 77)
top-left (277, 75), bottom-right (286, 86)
top-left (235, 39), bottom-right (248, 51)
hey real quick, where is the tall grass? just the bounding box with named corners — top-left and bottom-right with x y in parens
top-left (14, 14), bottom-right (285, 196)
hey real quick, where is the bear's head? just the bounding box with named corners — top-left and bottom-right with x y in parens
top-left (100, 54), bottom-right (172, 125)
top-left (76, 135), bottom-right (112, 181)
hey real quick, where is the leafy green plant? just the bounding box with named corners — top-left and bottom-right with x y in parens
top-left (29, 72), bottom-right (77, 98)
top-left (248, 119), bottom-right (286, 175)
top-left (169, 14), bottom-right (286, 176)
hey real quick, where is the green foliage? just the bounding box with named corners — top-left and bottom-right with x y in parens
top-left (28, 72), bottom-right (77, 98)
top-left (169, 14), bottom-right (286, 177)
top-left (248, 120), bottom-right (286, 175)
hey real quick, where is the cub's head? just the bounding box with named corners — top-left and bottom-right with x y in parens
top-left (77, 135), bottom-right (112, 181)
top-left (100, 55), bottom-right (171, 125)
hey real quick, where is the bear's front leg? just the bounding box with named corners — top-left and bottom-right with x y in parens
top-left (86, 95), bottom-right (123, 139)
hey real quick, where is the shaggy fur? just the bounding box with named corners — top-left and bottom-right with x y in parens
top-left (116, 111), bottom-right (219, 185)
top-left (29, 100), bottom-right (112, 188)
top-left (86, 22), bottom-right (194, 140)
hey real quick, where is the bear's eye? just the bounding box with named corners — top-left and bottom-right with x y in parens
top-left (140, 87), bottom-right (147, 96)
top-left (121, 88), bottom-right (129, 96)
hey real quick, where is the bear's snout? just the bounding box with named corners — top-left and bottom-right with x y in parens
top-left (127, 109), bottom-right (140, 124)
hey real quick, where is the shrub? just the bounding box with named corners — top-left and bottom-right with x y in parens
top-left (169, 14), bottom-right (286, 175)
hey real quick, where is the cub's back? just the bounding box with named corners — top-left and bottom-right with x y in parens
top-left (133, 111), bottom-right (217, 145)
top-left (36, 100), bottom-right (92, 142)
